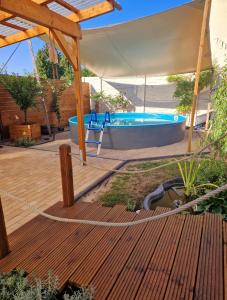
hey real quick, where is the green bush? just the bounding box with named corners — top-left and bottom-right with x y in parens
top-left (15, 137), bottom-right (36, 147)
top-left (0, 269), bottom-right (94, 300)
top-left (197, 158), bottom-right (227, 186)
top-left (195, 157), bottom-right (227, 217)
top-left (167, 70), bottom-right (212, 114)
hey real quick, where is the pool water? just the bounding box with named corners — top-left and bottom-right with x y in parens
top-left (69, 112), bottom-right (186, 128)
top-left (110, 118), bottom-right (177, 126)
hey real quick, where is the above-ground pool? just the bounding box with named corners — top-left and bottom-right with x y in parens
top-left (69, 112), bottom-right (186, 150)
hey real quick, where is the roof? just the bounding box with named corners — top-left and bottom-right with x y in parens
top-left (0, 0), bottom-right (121, 48)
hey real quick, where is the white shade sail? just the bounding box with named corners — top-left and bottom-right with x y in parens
top-left (80, 0), bottom-right (212, 77)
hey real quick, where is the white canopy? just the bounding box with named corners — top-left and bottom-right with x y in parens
top-left (80, 0), bottom-right (212, 77)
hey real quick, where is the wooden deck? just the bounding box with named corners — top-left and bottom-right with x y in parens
top-left (0, 130), bottom-right (200, 234)
top-left (0, 201), bottom-right (226, 300)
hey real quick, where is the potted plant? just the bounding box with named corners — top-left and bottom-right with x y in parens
top-left (0, 74), bottom-right (42, 140)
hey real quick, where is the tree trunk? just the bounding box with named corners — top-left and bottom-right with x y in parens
top-left (24, 110), bottom-right (28, 125)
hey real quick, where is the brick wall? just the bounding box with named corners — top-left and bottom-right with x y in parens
top-left (0, 80), bottom-right (90, 134)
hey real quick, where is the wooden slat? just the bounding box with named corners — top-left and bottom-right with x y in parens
top-left (54, 0), bottom-right (79, 14)
top-left (0, 197), bottom-right (10, 259)
top-left (0, 0), bottom-right (81, 38)
top-left (18, 203), bottom-right (101, 273)
top-left (135, 214), bottom-right (185, 300)
top-left (107, 207), bottom-right (170, 300)
top-left (0, 1), bottom-right (115, 48)
top-left (69, 210), bottom-right (137, 286)
top-left (50, 205), bottom-right (127, 290)
top-left (90, 210), bottom-right (155, 300)
top-left (0, 202), bottom-right (88, 272)
top-left (7, 202), bottom-right (82, 250)
top-left (1, 20), bottom-right (27, 31)
top-left (163, 215), bottom-right (203, 300)
top-left (27, 205), bottom-right (114, 283)
top-left (194, 213), bottom-right (223, 300)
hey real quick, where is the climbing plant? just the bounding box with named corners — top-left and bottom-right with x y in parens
top-left (167, 70), bottom-right (213, 114)
top-left (208, 63), bottom-right (227, 158)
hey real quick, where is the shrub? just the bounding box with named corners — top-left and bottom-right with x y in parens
top-left (0, 269), bottom-right (94, 300)
top-left (91, 91), bottom-right (131, 112)
top-left (0, 74), bottom-right (42, 124)
top-left (15, 137), bottom-right (36, 147)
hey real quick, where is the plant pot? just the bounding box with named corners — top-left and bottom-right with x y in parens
top-left (9, 123), bottom-right (41, 141)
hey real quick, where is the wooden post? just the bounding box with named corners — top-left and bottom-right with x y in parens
top-left (50, 29), bottom-right (86, 163)
top-left (73, 37), bottom-right (86, 163)
top-left (59, 144), bottom-right (74, 207)
top-left (0, 197), bottom-right (10, 259)
top-left (188, 0), bottom-right (212, 152)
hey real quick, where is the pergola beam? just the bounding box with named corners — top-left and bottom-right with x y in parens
top-left (1, 21), bottom-right (27, 32)
top-left (51, 29), bottom-right (86, 161)
top-left (0, 1), bottom-right (116, 48)
top-left (0, 0), bottom-right (81, 38)
top-left (54, 0), bottom-right (80, 14)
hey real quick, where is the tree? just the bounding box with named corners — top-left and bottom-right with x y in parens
top-left (81, 66), bottom-right (96, 77)
top-left (36, 45), bottom-right (96, 83)
top-left (0, 74), bottom-right (42, 124)
top-left (36, 44), bottom-right (69, 80)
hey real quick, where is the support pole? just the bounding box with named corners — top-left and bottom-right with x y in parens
top-left (143, 75), bottom-right (147, 113)
top-left (59, 144), bottom-right (74, 207)
top-left (188, 0), bottom-right (212, 152)
top-left (51, 29), bottom-right (86, 162)
top-left (0, 197), bottom-right (10, 259)
top-left (73, 37), bottom-right (86, 163)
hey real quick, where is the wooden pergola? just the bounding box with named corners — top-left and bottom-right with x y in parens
top-left (0, 0), bottom-right (121, 161)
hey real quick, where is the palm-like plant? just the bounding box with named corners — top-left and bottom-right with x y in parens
top-left (178, 158), bottom-right (218, 201)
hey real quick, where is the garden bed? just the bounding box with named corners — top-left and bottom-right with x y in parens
top-left (82, 157), bottom-right (227, 215)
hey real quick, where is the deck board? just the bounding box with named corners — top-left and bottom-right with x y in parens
top-left (90, 210), bottom-right (153, 300)
top-left (163, 215), bottom-right (203, 300)
top-left (0, 202), bottom-right (226, 300)
top-left (107, 207), bottom-right (170, 300)
top-left (194, 214), bottom-right (223, 300)
top-left (135, 214), bottom-right (185, 300)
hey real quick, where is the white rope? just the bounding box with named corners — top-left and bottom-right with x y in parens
top-left (1, 184), bottom-right (226, 227)
top-left (72, 154), bottom-right (195, 174)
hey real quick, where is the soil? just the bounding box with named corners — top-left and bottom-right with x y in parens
top-left (81, 159), bottom-right (181, 210)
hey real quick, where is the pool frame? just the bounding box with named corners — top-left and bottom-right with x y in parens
top-left (69, 112), bottom-right (186, 150)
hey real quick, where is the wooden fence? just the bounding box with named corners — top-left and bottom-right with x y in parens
top-left (0, 80), bottom-right (90, 137)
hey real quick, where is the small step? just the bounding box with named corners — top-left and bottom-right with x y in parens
top-left (88, 127), bottom-right (102, 131)
top-left (85, 140), bottom-right (101, 144)
top-left (87, 153), bottom-right (97, 157)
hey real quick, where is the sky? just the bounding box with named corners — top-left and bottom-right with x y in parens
top-left (0, 0), bottom-right (192, 74)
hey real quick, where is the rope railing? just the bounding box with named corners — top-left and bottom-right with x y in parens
top-left (69, 131), bottom-right (227, 174)
top-left (2, 132), bottom-right (226, 176)
top-left (0, 184), bottom-right (226, 227)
